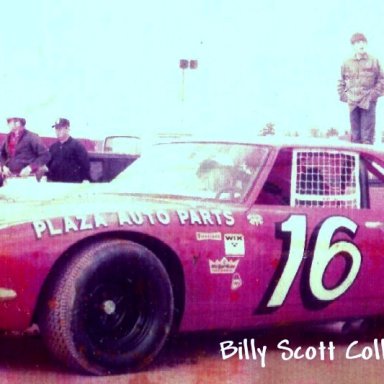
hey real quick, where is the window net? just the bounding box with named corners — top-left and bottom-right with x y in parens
top-left (291, 150), bottom-right (360, 208)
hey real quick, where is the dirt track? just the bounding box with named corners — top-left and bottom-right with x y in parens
top-left (0, 325), bottom-right (383, 384)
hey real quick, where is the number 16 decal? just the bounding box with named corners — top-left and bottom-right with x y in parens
top-left (256, 215), bottom-right (361, 313)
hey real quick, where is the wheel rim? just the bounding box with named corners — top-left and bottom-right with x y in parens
top-left (77, 257), bottom-right (155, 353)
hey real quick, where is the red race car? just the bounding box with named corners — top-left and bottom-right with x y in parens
top-left (0, 137), bottom-right (383, 374)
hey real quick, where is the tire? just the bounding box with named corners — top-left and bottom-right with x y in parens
top-left (38, 239), bottom-right (174, 375)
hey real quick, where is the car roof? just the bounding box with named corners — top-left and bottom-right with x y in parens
top-left (157, 134), bottom-right (384, 154)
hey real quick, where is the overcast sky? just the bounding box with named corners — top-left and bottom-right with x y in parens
top-left (1, 0), bottom-right (384, 139)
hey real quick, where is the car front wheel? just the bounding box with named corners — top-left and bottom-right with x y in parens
top-left (38, 239), bottom-right (174, 375)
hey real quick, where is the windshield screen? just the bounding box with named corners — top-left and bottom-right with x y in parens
top-left (110, 142), bottom-right (269, 200)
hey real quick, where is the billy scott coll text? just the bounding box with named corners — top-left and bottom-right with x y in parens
top-left (220, 339), bottom-right (384, 368)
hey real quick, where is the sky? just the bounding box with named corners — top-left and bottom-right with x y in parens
top-left (1, 0), bottom-right (384, 140)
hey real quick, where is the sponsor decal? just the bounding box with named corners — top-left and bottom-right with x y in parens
top-left (177, 209), bottom-right (235, 226)
top-left (32, 213), bottom-right (108, 239)
top-left (231, 273), bottom-right (243, 290)
top-left (118, 210), bottom-right (171, 226)
top-left (209, 257), bottom-right (239, 274)
top-left (32, 209), bottom-right (236, 239)
top-left (247, 213), bottom-right (264, 226)
top-left (196, 232), bottom-right (222, 241)
top-left (224, 234), bottom-right (245, 256)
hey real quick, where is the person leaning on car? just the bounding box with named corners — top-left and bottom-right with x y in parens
top-left (0, 117), bottom-right (50, 180)
top-left (46, 118), bottom-right (90, 183)
top-left (338, 33), bottom-right (384, 144)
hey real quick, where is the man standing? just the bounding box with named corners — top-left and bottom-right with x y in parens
top-left (338, 33), bottom-right (384, 144)
top-left (47, 118), bottom-right (90, 183)
top-left (0, 117), bottom-right (50, 178)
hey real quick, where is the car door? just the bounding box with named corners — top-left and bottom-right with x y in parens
top-left (238, 147), bottom-right (384, 328)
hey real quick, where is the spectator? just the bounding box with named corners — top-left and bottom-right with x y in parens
top-left (0, 117), bottom-right (50, 178)
top-left (338, 33), bottom-right (384, 144)
top-left (47, 118), bottom-right (90, 183)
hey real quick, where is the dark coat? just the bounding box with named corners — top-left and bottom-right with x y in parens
top-left (47, 137), bottom-right (90, 183)
top-left (0, 129), bottom-right (50, 174)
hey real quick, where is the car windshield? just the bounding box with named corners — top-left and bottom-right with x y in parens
top-left (108, 142), bottom-right (269, 200)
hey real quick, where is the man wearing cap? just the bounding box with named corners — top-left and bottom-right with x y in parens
top-left (338, 33), bottom-right (384, 144)
top-left (0, 117), bottom-right (50, 178)
top-left (46, 118), bottom-right (90, 183)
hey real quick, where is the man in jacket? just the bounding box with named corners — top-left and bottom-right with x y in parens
top-left (338, 33), bottom-right (384, 144)
top-left (0, 117), bottom-right (50, 178)
top-left (47, 118), bottom-right (90, 183)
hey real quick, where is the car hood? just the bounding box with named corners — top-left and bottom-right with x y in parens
top-left (0, 179), bottom-right (220, 228)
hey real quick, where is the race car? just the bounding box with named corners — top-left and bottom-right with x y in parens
top-left (0, 137), bottom-right (384, 375)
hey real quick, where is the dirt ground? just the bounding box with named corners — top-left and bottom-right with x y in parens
top-left (0, 324), bottom-right (383, 384)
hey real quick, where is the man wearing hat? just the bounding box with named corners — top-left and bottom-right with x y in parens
top-left (46, 118), bottom-right (90, 183)
top-left (0, 117), bottom-right (50, 178)
top-left (338, 33), bottom-right (384, 144)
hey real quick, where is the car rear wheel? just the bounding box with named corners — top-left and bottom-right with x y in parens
top-left (38, 239), bottom-right (174, 375)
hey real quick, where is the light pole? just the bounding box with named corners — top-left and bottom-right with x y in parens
top-left (179, 59), bottom-right (198, 128)
top-left (179, 59), bottom-right (198, 101)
